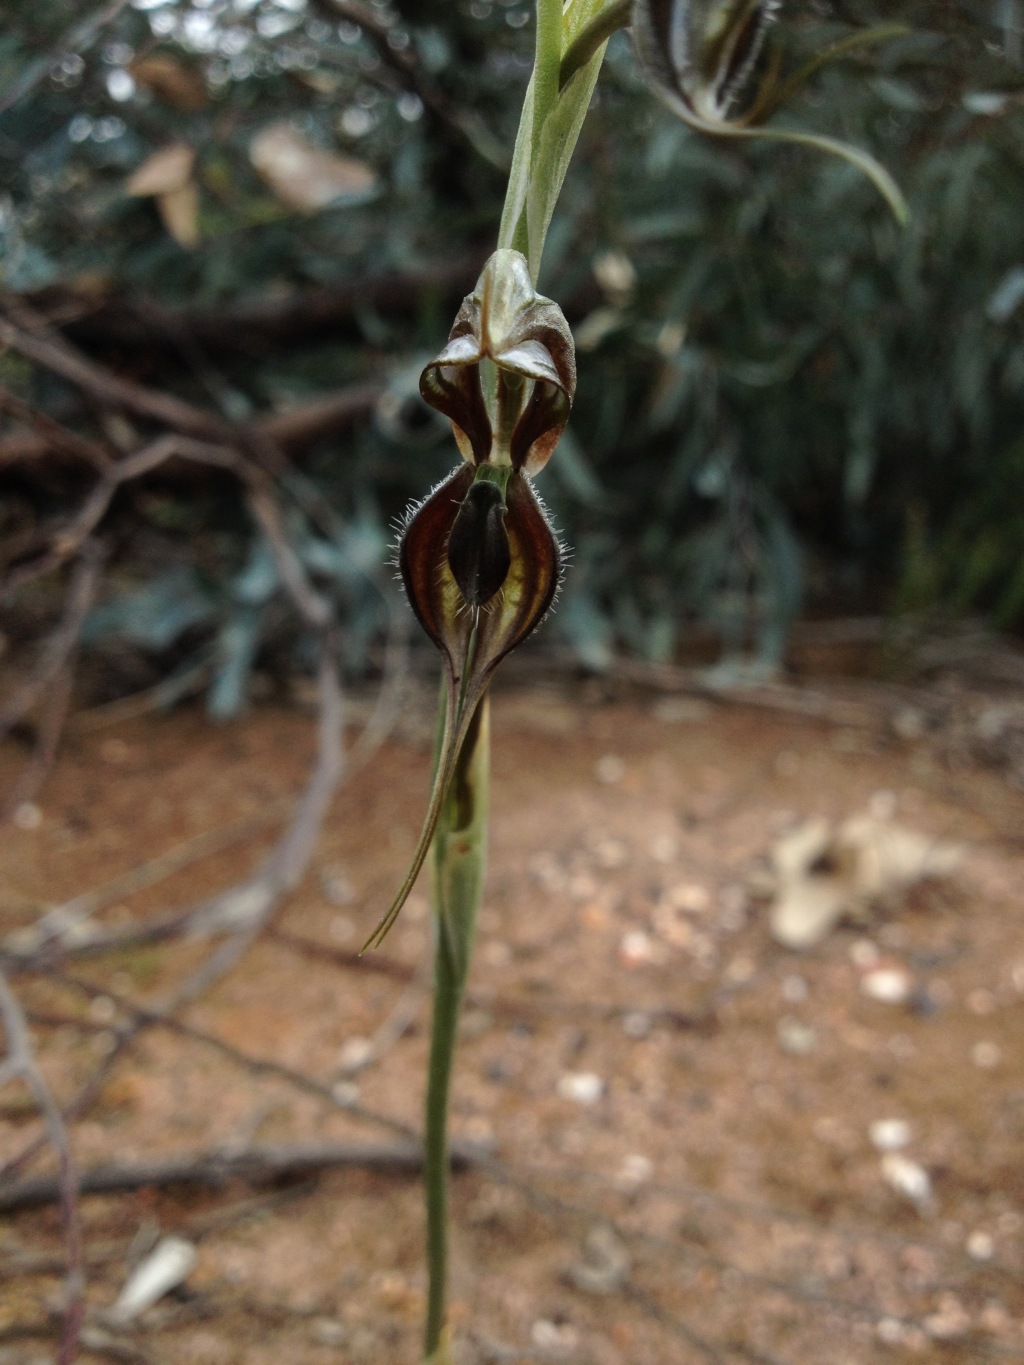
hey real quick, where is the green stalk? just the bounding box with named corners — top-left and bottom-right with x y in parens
top-left (422, 692), bottom-right (490, 1363)
top-left (532, 0), bottom-right (565, 163)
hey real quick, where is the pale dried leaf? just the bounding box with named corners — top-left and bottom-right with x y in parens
top-left (770, 811), bottom-right (962, 948)
top-left (125, 143), bottom-right (196, 197)
top-left (249, 123), bottom-right (376, 212)
top-left (156, 183), bottom-right (201, 249)
top-left (771, 877), bottom-right (847, 950)
top-left (838, 815), bottom-right (962, 899)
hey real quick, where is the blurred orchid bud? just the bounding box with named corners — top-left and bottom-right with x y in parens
top-left (633, 0), bottom-right (779, 124)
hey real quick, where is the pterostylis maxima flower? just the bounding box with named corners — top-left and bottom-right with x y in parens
top-left (363, 248), bottom-right (574, 951)
top-left (629, 0), bottom-right (909, 221)
top-left (633, 0), bottom-right (780, 123)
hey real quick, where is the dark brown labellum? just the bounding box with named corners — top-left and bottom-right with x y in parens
top-left (446, 479), bottom-right (511, 607)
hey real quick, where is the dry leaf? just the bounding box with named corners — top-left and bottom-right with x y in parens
top-left (155, 182), bottom-right (201, 249)
top-left (131, 55), bottom-right (208, 112)
top-left (249, 122), bottom-right (377, 212)
top-left (125, 143), bottom-right (195, 197)
top-left (770, 812), bottom-right (962, 949)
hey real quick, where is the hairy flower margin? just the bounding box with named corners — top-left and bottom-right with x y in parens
top-left (363, 249), bottom-right (575, 950)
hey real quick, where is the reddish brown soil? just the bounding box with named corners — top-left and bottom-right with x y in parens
top-left (1, 679), bottom-right (1023, 1364)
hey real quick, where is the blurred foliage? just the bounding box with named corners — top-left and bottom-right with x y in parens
top-left (2, 0), bottom-right (1024, 709)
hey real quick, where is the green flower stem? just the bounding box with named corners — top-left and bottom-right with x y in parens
top-left (533, 0), bottom-right (565, 163)
top-left (560, 0), bottom-right (631, 89)
top-left (423, 691), bottom-right (490, 1362)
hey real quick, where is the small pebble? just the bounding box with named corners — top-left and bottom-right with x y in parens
top-left (310, 1318), bottom-right (348, 1346)
top-left (595, 754), bottom-right (626, 785)
top-left (531, 1319), bottom-right (578, 1350)
top-left (566, 1224), bottom-right (630, 1295)
top-left (618, 1153), bottom-right (653, 1187)
top-left (109, 1236), bottom-right (197, 1323)
top-left (337, 1037), bottom-right (374, 1074)
top-left (777, 1016), bottom-right (818, 1055)
top-left (966, 1230), bottom-right (994, 1262)
top-left (557, 1071), bottom-right (604, 1104)
top-left (876, 1317), bottom-right (907, 1345)
top-left (881, 1153), bottom-right (933, 1209)
top-left (619, 930), bottom-right (657, 966)
top-left (861, 965), bottom-right (912, 1005)
top-left (666, 882), bottom-right (710, 913)
top-left (971, 1040), bottom-right (1001, 1069)
top-left (13, 802), bottom-right (43, 831)
top-left (869, 1118), bottom-right (912, 1152)
top-left (922, 1293), bottom-right (970, 1340)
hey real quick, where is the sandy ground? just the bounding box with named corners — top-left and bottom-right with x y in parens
top-left (1, 674), bottom-right (1023, 1364)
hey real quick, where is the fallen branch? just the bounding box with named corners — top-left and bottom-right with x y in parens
top-left (61, 257), bottom-right (480, 353)
top-left (2, 541), bottom-right (105, 820)
top-left (0, 1138), bottom-right (449, 1213)
top-left (0, 970), bottom-right (85, 1363)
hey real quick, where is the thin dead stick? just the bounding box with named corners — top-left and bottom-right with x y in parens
top-left (336, 959), bottom-right (430, 1078)
top-left (175, 640), bottom-right (344, 1002)
top-left (3, 543), bottom-right (105, 821)
top-left (0, 970), bottom-right (85, 1364)
top-left (611, 658), bottom-right (883, 728)
top-left (245, 483), bottom-right (333, 630)
top-left (269, 928), bottom-right (713, 1030)
top-left (47, 969), bottom-right (425, 1145)
top-left (1, 611), bottom-right (345, 1190)
top-left (2, 796), bottom-right (295, 961)
top-left (3, 434), bottom-right (239, 594)
top-left (0, 384), bottom-right (380, 469)
top-left (1, 542), bottom-right (104, 734)
top-left (0, 1139), bottom-right (444, 1212)
top-left (0, 385), bottom-right (114, 470)
top-left (0, 312), bottom-right (237, 445)
top-left (0, 307), bottom-right (377, 473)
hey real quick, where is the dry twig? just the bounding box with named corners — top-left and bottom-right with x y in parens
top-left (2, 541), bottom-right (105, 820)
top-left (0, 970), bottom-right (85, 1363)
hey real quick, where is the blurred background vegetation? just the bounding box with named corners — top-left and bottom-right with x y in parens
top-left (2, 0), bottom-right (1023, 715)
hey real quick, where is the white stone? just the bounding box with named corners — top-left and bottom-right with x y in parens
top-left (869, 1118), bottom-right (912, 1152)
top-left (557, 1071), bottom-right (604, 1104)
